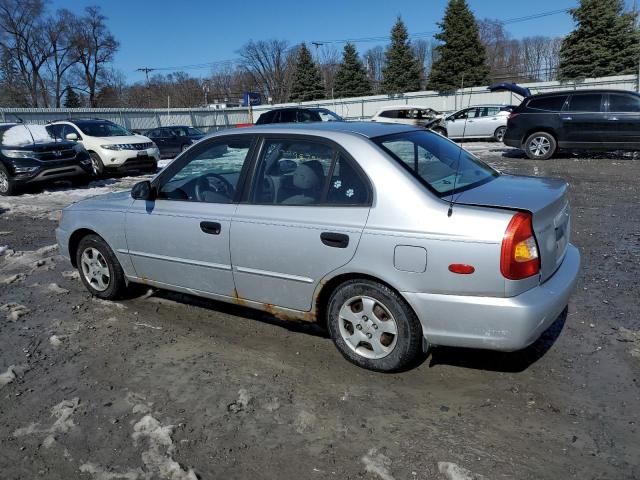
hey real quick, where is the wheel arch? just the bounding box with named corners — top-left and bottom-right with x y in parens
top-left (314, 271), bottom-right (413, 328)
top-left (68, 228), bottom-right (99, 267)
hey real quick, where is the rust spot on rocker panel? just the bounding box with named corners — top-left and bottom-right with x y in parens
top-left (232, 289), bottom-right (316, 323)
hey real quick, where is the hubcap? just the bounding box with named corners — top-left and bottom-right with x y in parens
top-left (0, 171), bottom-right (8, 193)
top-left (90, 155), bottom-right (101, 175)
top-left (80, 247), bottom-right (110, 292)
top-left (338, 296), bottom-right (398, 359)
top-left (529, 136), bottom-right (551, 157)
top-left (496, 128), bottom-right (506, 141)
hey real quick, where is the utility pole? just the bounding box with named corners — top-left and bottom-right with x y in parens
top-left (136, 67), bottom-right (155, 107)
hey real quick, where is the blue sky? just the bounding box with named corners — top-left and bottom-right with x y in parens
top-left (49, 0), bottom-right (600, 82)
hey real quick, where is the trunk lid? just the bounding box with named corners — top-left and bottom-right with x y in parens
top-left (450, 174), bottom-right (570, 282)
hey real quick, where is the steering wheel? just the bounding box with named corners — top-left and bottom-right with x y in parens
top-left (194, 173), bottom-right (235, 202)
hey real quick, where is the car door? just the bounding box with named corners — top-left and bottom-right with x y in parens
top-left (606, 92), bottom-right (640, 144)
top-left (230, 136), bottom-right (372, 311)
top-left (471, 106), bottom-right (502, 137)
top-left (151, 128), bottom-right (171, 156)
top-left (125, 135), bottom-right (256, 297)
top-left (446, 108), bottom-right (475, 138)
top-left (562, 93), bottom-right (605, 144)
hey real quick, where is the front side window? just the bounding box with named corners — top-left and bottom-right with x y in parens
top-left (187, 127), bottom-right (204, 135)
top-left (374, 130), bottom-right (498, 197)
top-left (157, 137), bottom-right (252, 203)
top-left (251, 139), bottom-right (369, 206)
top-left (608, 94), bottom-right (640, 113)
top-left (567, 94), bottom-right (603, 112)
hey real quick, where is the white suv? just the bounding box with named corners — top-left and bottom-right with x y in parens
top-left (47, 119), bottom-right (160, 176)
top-left (371, 106), bottom-right (442, 128)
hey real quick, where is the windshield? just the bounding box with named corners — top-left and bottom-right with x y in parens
top-left (315, 109), bottom-right (343, 122)
top-left (373, 130), bottom-right (498, 197)
top-left (75, 121), bottom-right (131, 137)
top-left (187, 127), bottom-right (204, 136)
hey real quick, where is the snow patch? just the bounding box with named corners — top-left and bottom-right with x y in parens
top-left (2, 124), bottom-right (54, 146)
top-left (1, 273), bottom-right (25, 284)
top-left (79, 463), bottom-right (142, 480)
top-left (1, 303), bottom-right (30, 321)
top-left (49, 335), bottom-right (63, 347)
top-left (0, 244), bottom-right (58, 280)
top-left (13, 397), bottom-right (80, 437)
top-left (362, 448), bottom-right (394, 480)
top-left (294, 410), bottom-right (317, 433)
top-left (0, 365), bottom-right (16, 387)
top-left (134, 322), bottom-right (162, 330)
top-left (227, 388), bottom-right (252, 413)
top-left (0, 245), bottom-right (9, 255)
top-left (46, 283), bottom-right (69, 295)
top-left (62, 270), bottom-right (80, 280)
top-left (438, 462), bottom-right (483, 480)
top-left (92, 298), bottom-right (128, 310)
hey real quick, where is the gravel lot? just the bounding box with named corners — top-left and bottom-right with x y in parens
top-left (0, 143), bottom-right (639, 480)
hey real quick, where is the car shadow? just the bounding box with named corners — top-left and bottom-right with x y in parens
top-left (428, 308), bottom-right (567, 373)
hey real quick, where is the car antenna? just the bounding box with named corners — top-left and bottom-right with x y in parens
top-left (447, 76), bottom-right (470, 218)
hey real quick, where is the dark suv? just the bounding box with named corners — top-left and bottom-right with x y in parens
top-left (0, 123), bottom-right (93, 196)
top-left (255, 107), bottom-right (343, 125)
top-left (504, 89), bottom-right (640, 159)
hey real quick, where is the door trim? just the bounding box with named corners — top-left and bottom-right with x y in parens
top-left (122, 249), bottom-right (231, 271)
top-left (234, 265), bottom-right (314, 284)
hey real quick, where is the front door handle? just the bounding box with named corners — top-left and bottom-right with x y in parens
top-left (321, 232), bottom-right (349, 249)
top-left (200, 221), bottom-right (221, 235)
top-left (561, 116), bottom-right (573, 121)
top-left (607, 117), bottom-right (619, 121)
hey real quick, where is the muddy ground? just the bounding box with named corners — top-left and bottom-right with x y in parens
top-left (0, 144), bottom-right (639, 480)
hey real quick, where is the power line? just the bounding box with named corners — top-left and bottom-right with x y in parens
top-left (138, 8), bottom-right (571, 74)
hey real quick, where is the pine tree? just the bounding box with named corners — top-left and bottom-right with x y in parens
top-left (289, 43), bottom-right (324, 102)
top-left (559, 0), bottom-right (640, 80)
top-left (64, 86), bottom-right (81, 108)
top-left (427, 0), bottom-right (489, 92)
top-left (381, 18), bottom-right (423, 93)
top-left (333, 43), bottom-right (372, 98)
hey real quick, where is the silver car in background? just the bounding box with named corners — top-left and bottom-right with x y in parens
top-left (445, 104), bottom-right (515, 141)
top-left (55, 122), bottom-right (580, 372)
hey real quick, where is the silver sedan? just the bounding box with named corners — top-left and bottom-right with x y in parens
top-left (55, 122), bottom-right (580, 372)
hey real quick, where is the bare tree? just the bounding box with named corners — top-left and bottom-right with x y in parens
top-left (363, 46), bottom-right (385, 93)
top-left (316, 44), bottom-right (340, 97)
top-left (238, 39), bottom-right (293, 103)
top-left (44, 9), bottom-right (78, 107)
top-left (0, 0), bottom-right (53, 107)
top-left (71, 6), bottom-right (119, 107)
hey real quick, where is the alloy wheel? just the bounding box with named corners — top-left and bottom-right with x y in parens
top-left (80, 247), bottom-right (111, 292)
top-left (0, 170), bottom-right (8, 193)
top-left (338, 295), bottom-right (398, 359)
top-left (529, 136), bottom-right (551, 157)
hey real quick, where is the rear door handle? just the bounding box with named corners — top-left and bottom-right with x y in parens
top-left (561, 116), bottom-right (573, 121)
top-left (200, 221), bottom-right (221, 235)
top-left (321, 232), bottom-right (349, 249)
top-left (607, 117), bottom-right (619, 121)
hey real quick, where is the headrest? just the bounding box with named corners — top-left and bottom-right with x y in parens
top-left (292, 163), bottom-right (320, 190)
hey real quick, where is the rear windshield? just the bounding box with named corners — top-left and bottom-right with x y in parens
top-left (373, 130), bottom-right (498, 197)
top-left (74, 121), bottom-right (131, 137)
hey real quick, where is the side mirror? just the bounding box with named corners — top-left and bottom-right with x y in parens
top-left (65, 132), bottom-right (78, 141)
top-left (131, 180), bottom-right (155, 200)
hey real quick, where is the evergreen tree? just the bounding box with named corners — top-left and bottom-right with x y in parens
top-left (64, 86), bottom-right (81, 108)
top-left (381, 18), bottom-right (423, 93)
top-left (289, 43), bottom-right (324, 102)
top-left (427, 0), bottom-right (489, 92)
top-left (559, 0), bottom-right (640, 80)
top-left (333, 43), bottom-right (372, 98)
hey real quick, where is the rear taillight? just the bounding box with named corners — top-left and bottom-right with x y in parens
top-left (500, 212), bottom-right (540, 280)
top-left (508, 112), bottom-right (519, 120)
top-left (235, 123), bottom-right (253, 128)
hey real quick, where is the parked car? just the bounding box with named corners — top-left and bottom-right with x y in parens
top-left (0, 123), bottom-right (94, 196)
top-left (254, 107), bottom-right (343, 124)
top-left (47, 119), bottom-right (160, 176)
top-left (503, 89), bottom-right (640, 160)
top-left (371, 106), bottom-right (445, 133)
top-left (55, 122), bottom-right (580, 372)
top-left (443, 105), bottom-right (515, 141)
top-left (144, 126), bottom-right (205, 158)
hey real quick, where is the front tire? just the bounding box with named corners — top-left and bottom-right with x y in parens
top-left (76, 234), bottom-right (127, 300)
top-left (89, 152), bottom-right (105, 177)
top-left (326, 279), bottom-right (422, 372)
top-left (494, 126), bottom-right (507, 142)
top-left (0, 164), bottom-right (18, 196)
top-left (524, 132), bottom-right (557, 160)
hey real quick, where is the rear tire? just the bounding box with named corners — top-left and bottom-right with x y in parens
top-left (0, 164), bottom-right (18, 196)
top-left (524, 132), bottom-right (556, 160)
top-left (494, 126), bottom-right (507, 142)
top-left (326, 279), bottom-right (422, 372)
top-left (76, 234), bottom-right (127, 300)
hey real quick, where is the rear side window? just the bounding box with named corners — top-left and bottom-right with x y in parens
top-left (608, 94), bottom-right (640, 112)
top-left (567, 94), bottom-right (603, 112)
top-left (379, 110), bottom-right (398, 119)
top-left (298, 110), bottom-right (320, 122)
top-left (527, 96), bottom-right (567, 111)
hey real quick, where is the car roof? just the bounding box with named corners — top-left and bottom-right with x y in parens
top-left (216, 121), bottom-right (419, 139)
top-left (376, 105), bottom-right (437, 111)
top-left (527, 89), bottom-right (640, 99)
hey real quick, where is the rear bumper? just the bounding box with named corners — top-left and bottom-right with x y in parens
top-left (503, 134), bottom-right (521, 149)
top-left (403, 244), bottom-right (580, 351)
